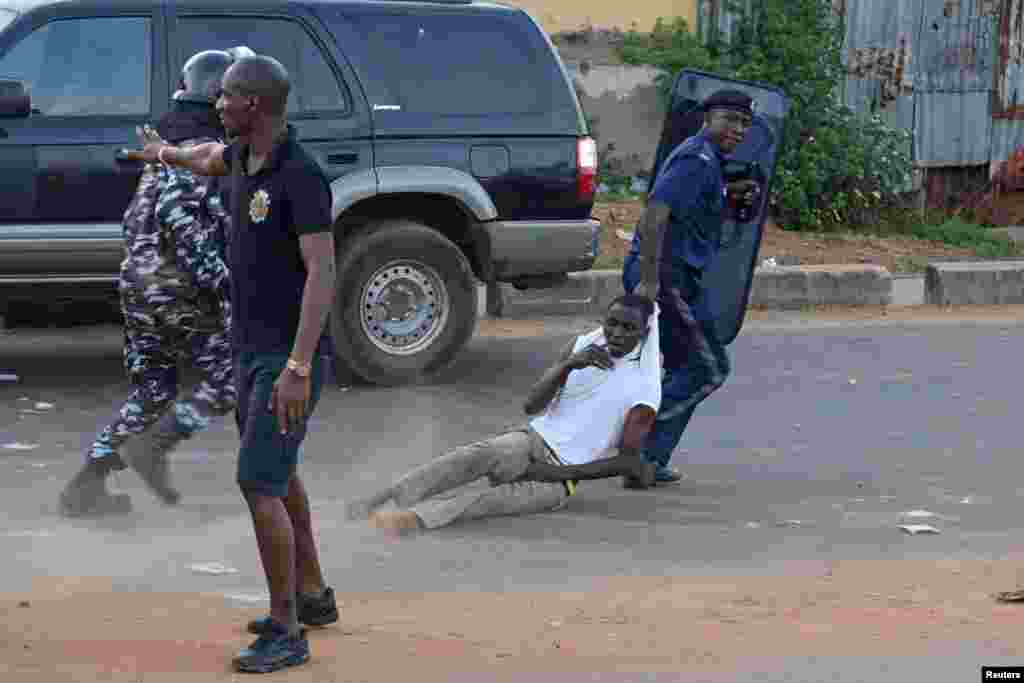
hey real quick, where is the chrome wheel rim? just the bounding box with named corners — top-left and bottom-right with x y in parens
top-left (358, 260), bottom-right (448, 356)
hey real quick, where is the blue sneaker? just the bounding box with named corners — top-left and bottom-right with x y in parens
top-left (233, 619), bottom-right (309, 674)
top-left (247, 587), bottom-right (339, 635)
top-left (654, 466), bottom-right (685, 484)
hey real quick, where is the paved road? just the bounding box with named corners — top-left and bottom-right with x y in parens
top-left (3, 312), bottom-right (1024, 680)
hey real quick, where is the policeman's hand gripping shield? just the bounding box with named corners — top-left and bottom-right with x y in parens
top-left (648, 70), bottom-right (790, 345)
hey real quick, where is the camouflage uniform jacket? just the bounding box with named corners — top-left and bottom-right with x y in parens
top-left (119, 106), bottom-right (230, 329)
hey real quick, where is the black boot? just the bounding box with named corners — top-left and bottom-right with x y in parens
top-left (124, 411), bottom-right (184, 505)
top-left (59, 458), bottom-right (132, 517)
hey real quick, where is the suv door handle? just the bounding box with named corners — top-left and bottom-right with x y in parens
top-left (326, 151), bottom-right (359, 165)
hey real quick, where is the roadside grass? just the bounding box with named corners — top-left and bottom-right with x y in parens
top-left (854, 208), bottom-right (1024, 260)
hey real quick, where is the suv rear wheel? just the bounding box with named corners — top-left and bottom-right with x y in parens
top-left (331, 219), bottom-right (478, 386)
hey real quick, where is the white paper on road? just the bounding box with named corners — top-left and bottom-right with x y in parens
top-left (220, 591), bottom-right (269, 604)
top-left (902, 509), bottom-right (938, 519)
top-left (899, 524), bottom-right (941, 535)
top-left (188, 562), bottom-right (239, 576)
top-left (2, 442), bottom-right (39, 451)
top-left (4, 529), bottom-right (56, 538)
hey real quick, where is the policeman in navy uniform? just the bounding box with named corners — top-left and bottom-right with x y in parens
top-left (623, 89), bottom-right (760, 485)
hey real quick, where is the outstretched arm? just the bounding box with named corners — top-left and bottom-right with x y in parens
top-left (523, 405), bottom-right (657, 483)
top-left (121, 125), bottom-right (229, 176)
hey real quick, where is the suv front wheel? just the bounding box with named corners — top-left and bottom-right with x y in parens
top-left (331, 219), bottom-right (478, 386)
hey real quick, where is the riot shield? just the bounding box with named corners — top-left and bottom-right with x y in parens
top-left (648, 70), bottom-right (790, 345)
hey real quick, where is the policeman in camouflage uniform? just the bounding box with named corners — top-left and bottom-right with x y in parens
top-left (59, 48), bottom-right (252, 517)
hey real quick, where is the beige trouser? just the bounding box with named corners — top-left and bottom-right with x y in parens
top-left (388, 427), bottom-right (571, 529)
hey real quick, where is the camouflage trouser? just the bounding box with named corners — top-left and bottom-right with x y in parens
top-left (87, 303), bottom-right (235, 466)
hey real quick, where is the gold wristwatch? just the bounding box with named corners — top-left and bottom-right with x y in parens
top-left (286, 358), bottom-right (312, 378)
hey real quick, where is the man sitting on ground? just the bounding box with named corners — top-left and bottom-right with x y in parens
top-left (349, 294), bottom-right (662, 532)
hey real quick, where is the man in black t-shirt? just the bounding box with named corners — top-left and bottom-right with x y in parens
top-left (124, 55), bottom-right (336, 674)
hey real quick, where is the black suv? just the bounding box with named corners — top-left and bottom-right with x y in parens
top-left (0, 0), bottom-right (600, 385)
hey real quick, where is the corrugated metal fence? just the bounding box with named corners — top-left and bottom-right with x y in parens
top-left (700, 0), bottom-right (1024, 206)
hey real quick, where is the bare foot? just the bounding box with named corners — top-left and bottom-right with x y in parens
top-left (369, 509), bottom-right (423, 536)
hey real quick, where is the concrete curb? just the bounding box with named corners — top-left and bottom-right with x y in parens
top-left (478, 266), bottom-right (894, 318)
top-left (925, 260), bottom-right (1024, 305)
top-left (750, 264), bottom-right (892, 309)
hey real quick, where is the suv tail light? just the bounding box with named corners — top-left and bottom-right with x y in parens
top-left (577, 136), bottom-right (597, 202)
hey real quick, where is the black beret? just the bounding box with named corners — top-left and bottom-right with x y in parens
top-left (703, 89), bottom-right (754, 114)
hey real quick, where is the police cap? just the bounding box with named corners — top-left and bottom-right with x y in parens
top-left (703, 89), bottom-right (754, 114)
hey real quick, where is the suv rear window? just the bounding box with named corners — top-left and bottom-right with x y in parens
top-left (318, 7), bottom-right (583, 133)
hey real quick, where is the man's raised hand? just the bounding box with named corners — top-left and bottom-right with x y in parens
top-left (566, 343), bottom-right (614, 371)
top-left (120, 124), bottom-right (167, 164)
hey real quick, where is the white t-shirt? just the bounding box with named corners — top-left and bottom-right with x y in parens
top-left (529, 306), bottom-right (662, 465)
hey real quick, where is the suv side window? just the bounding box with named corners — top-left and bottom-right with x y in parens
top-left (0, 17), bottom-right (151, 116)
top-left (175, 17), bottom-right (348, 115)
top-left (324, 11), bottom-right (557, 117)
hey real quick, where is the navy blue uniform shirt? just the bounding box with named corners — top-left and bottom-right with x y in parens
top-left (222, 125), bottom-right (332, 353)
top-left (625, 130), bottom-right (727, 286)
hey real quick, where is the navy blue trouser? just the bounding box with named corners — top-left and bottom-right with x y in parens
top-left (624, 265), bottom-right (730, 469)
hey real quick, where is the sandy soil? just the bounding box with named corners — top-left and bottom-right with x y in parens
top-left (6, 557), bottom-right (1024, 681)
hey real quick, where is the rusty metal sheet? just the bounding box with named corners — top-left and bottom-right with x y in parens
top-left (996, 0), bottom-right (1024, 116)
top-left (916, 91), bottom-right (992, 166)
top-left (844, 0), bottom-right (998, 166)
top-left (916, 0), bottom-right (997, 93)
top-left (701, 0), bottom-right (1013, 168)
top-left (841, 0), bottom-right (921, 148)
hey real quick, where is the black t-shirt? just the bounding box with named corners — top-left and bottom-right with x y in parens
top-left (222, 125), bottom-right (332, 353)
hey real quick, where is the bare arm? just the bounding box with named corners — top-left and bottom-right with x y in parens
top-left (158, 142), bottom-right (229, 177)
top-left (522, 341), bottom-right (575, 416)
top-left (121, 125), bottom-right (229, 176)
top-left (523, 341), bottom-right (615, 416)
top-left (290, 231), bottom-right (337, 366)
top-left (523, 405), bottom-right (657, 482)
top-left (636, 201), bottom-right (671, 296)
top-left (635, 156), bottom-right (711, 299)
top-left (270, 230), bottom-right (336, 434)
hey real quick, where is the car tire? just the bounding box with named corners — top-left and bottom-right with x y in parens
top-left (330, 219), bottom-right (478, 386)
